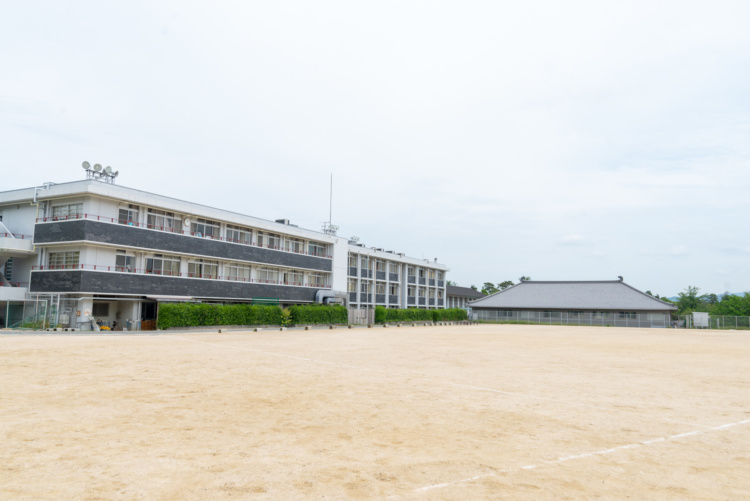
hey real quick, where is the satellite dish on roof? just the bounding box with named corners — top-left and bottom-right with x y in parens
top-left (113, 170), bottom-right (119, 177)
top-left (82, 161), bottom-right (91, 170)
top-left (104, 166), bottom-right (112, 174)
top-left (93, 164), bottom-right (102, 172)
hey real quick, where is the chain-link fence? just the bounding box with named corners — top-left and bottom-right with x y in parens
top-left (472, 310), bottom-right (671, 328)
top-left (678, 315), bottom-right (750, 330)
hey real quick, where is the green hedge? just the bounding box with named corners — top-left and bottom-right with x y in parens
top-left (157, 303), bottom-right (283, 329)
top-left (374, 307), bottom-right (468, 323)
top-left (157, 303), bottom-right (348, 329)
top-left (288, 304), bottom-right (348, 325)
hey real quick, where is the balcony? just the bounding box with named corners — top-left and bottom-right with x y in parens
top-left (407, 297), bottom-right (416, 305)
top-left (0, 232), bottom-right (35, 258)
top-left (376, 271), bottom-right (386, 280)
top-left (389, 273), bottom-right (399, 282)
top-left (429, 279), bottom-right (435, 286)
top-left (375, 294), bottom-right (386, 304)
top-left (0, 282), bottom-right (28, 301)
top-left (34, 217), bottom-right (331, 272)
top-left (388, 294), bottom-right (399, 304)
top-left (349, 292), bottom-right (357, 303)
top-left (31, 264), bottom-right (331, 288)
top-left (419, 278), bottom-right (426, 285)
top-left (348, 266), bottom-right (357, 276)
top-left (418, 297), bottom-right (426, 305)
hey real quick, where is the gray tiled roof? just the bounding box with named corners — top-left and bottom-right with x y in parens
top-left (446, 285), bottom-right (485, 299)
top-left (469, 280), bottom-right (676, 311)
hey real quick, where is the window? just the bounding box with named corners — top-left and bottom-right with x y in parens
top-left (438, 271), bottom-right (444, 281)
top-left (360, 256), bottom-right (370, 269)
top-left (348, 254), bottom-right (357, 267)
top-left (92, 303), bottom-right (109, 317)
top-left (257, 267), bottom-right (279, 283)
top-left (115, 250), bottom-right (134, 272)
top-left (145, 254), bottom-right (180, 276)
top-left (428, 289), bottom-right (435, 299)
top-left (226, 224), bottom-right (252, 245)
top-left (438, 289), bottom-right (443, 299)
top-left (285, 237), bottom-right (303, 253)
top-left (48, 251), bottom-right (79, 269)
top-left (592, 311), bottom-right (610, 319)
top-left (418, 288), bottom-right (426, 298)
top-left (428, 270), bottom-right (435, 280)
top-left (348, 279), bottom-right (357, 293)
top-left (418, 268), bottom-right (425, 278)
top-left (308, 273), bottom-right (326, 287)
top-left (568, 310), bottom-right (583, 317)
top-left (147, 209), bottom-right (180, 232)
top-left (618, 312), bottom-right (637, 319)
top-left (389, 284), bottom-right (399, 295)
top-left (408, 286), bottom-right (416, 297)
top-left (118, 204), bottom-right (139, 225)
top-left (308, 241), bottom-right (327, 257)
top-left (258, 231), bottom-right (280, 249)
top-left (52, 203), bottom-right (83, 220)
top-left (282, 269), bottom-right (304, 285)
top-left (375, 260), bottom-right (385, 272)
top-left (376, 283), bottom-right (385, 294)
top-left (226, 263), bottom-right (251, 281)
top-left (191, 218), bottom-right (219, 238)
top-left (3, 257), bottom-right (12, 281)
top-left (389, 262), bottom-right (399, 274)
top-left (543, 310), bottom-right (561, 318)
top-left (360, 282), bottom-right (371, 293)
top-left (187, 259), bottom-right (218, 279)
top-left (407, 266), bottom-right (415, 277)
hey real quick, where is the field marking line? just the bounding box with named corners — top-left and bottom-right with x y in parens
top-left (173, 336), bottom-right (722, 429)
top-left (414, 418), bottom-right (750, 493)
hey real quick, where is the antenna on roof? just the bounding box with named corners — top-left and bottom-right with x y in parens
top-left (618, 276), bottom-right (623, 281)
top-left (322, 173), bottom-right (338, 236)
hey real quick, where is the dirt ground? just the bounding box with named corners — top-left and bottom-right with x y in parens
top-left (1, 324), bottom-right (748, 500)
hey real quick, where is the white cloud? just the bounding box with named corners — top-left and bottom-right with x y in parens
top-left (669, 245), bottom-right (689, 257)
top-left (559, 234), bottom-right (585, 245)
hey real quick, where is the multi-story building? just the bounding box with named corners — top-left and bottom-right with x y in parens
top-left (0, 174), bottom-right (448, 329)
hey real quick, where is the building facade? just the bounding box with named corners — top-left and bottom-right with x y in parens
top-left (469, 278), bottom-right (677, 328)
top-left (0, 177), bottom-right (448, 329)
top-left (446, 285), bottom-right (484, 309)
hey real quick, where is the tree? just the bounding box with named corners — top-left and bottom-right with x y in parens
top-left (498, 280), bottom-right (514, 290)
top-left (470, 284), bottom-right (478, 291)
top-left (446, 280), bottom-right (457, 286)
top-left (481, 282), bottom-right (498, 295)
top-left (677, 286), bottom-right (703, 314)
top-left (646, 290), bottom-right (653, 296)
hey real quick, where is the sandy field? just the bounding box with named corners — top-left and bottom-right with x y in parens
top-left (1, 324), bottom-right (749, 500)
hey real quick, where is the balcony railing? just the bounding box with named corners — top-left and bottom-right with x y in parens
top-left (35, 213), bottom-right (332, 258)
top-left (1, 232), bottom-right (33, 239)
top-left (30, 264), bottom-right (332, 288)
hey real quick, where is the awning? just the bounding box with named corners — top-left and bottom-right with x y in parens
top-left (146, 295), bottom-right (195, 302)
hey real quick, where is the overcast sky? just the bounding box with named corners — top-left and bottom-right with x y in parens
top-left (2, 1), bottom-right (749, 296)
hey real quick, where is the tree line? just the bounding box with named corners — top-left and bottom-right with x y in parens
top-left (656, 287), bottom-right (750, 317)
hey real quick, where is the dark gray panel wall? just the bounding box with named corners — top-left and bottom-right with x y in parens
top-left (34, 221), bottom-right (332, 272)
top-left (30, 270), bottom-right (318, 302)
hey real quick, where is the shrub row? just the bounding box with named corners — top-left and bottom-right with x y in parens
top-left (288, 304), bottom-right (348, 325)
top-left (157, 303), bottom-right (283, 329)
top-left (374, 307), bottom-right (468, 323)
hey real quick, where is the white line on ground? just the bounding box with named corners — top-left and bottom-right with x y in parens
top-left (173, 336), bottom-right (750, 495)
top-left (414, 418), bottom-right (750, 493)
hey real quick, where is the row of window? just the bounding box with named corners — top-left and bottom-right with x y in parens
top-left (348, 254), bottom-right (445, 280)
top-left (44, 202), bottom-right (330, 257)
top-left (492, 310), bottom-right (640, 319)
top-left (48, 251), bottom-right (328, 286)
top-left (347, 279), bottom-right (445, 298)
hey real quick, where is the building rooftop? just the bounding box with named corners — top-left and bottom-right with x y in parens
top-left (446, 285), bottom-right (484, 299)
top-left (469, 280), bottom-right (677, 311)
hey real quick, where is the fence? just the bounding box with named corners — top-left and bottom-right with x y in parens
top-left (472, 310), bottom-right (671, 328)
top-left (348, 308), bottom-right (374, 326)
top-left (678, 315), bottom-right (750, 330)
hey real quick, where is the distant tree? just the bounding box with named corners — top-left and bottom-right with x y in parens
top-left (470, 284), bottom-right (478, 291)
top-left (702, 293), bottom-right (719, 306)
top-left (481, 282), bottom-right (499, 295)
top-left (677, 286), bottom-right (703, 314)
top-left (519, 276), bottom-right (531, 281)
top-left (446, 280), bottom-right (457, 286)
top-left (498, 280), bottom-right (514, 290)
top-left (646, 290), bottom-right (653, 296)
